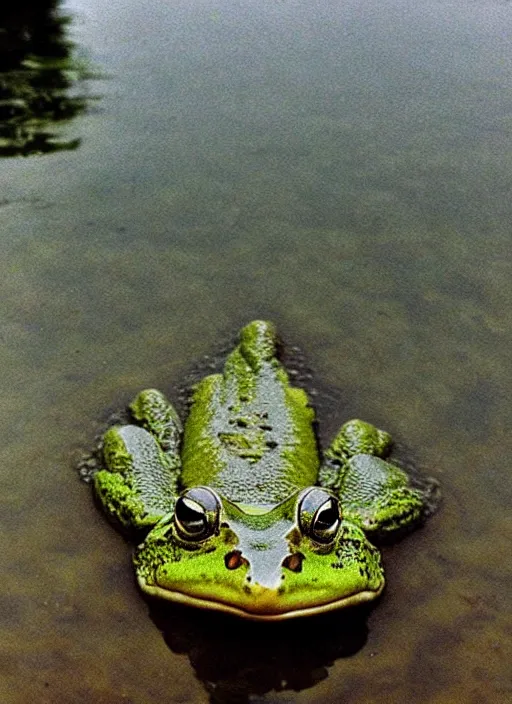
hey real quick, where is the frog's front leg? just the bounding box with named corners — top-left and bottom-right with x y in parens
top-left (94, 389), bottom-right (182, 531)
top-left (319, 419), bottom-right (426, 538)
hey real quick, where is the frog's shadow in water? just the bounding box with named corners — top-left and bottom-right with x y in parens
top-left (146, 597), bottom-right (371, 702)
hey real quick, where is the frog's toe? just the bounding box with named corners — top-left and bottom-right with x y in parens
top-left (327, 419), bottom-right (392, 461)
top-left (342, 419), bottom-right (392, 456)
top-left (129, 388), bottom-right (182, 453)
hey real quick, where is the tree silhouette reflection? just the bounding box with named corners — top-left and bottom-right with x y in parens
top-left (0, 1), bottom-right (98, 157)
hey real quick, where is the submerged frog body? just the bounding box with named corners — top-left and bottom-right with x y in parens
top-left (94, 321), bottom-right (436, 621)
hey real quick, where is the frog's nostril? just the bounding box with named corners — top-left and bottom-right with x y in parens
top-left (282, 552), bottom-right (304, 573)
top-left (225, 550), bottom-right (247, 570)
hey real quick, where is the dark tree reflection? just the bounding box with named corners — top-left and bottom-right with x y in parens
top-left (0, 1), bottom-right (98, 157)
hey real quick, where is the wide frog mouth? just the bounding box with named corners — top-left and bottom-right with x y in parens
top-left (135, 487), bottom-right (385, 620)
top-left (138, 576), bottom-right (384, 621)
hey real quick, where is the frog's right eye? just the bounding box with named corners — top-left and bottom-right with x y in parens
top-left (298, 487), bottom-right (341, 544)
top-left (174, 487), bottom-right (220, 541)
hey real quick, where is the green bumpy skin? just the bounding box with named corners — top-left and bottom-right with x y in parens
top-left (93, 321), bottom-right (437, 620)
top-left (181, 320), bottom-right (319, 506)
top-left (94, 389), bottom-right (181, 529)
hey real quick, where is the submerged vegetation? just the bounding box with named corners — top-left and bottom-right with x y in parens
top-left (0, 1), bottom-right (99, 157)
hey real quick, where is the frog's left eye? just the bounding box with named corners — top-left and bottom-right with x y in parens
top-left (298, 488), bottom-right (341, 544)
top-left (174, 487), bottom-right (220, 541)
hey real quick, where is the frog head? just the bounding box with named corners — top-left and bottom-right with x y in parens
top-left (135, 485), bottom-right (385, 621)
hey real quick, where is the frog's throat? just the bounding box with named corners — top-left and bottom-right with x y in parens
top-left (137, 578), bottom-right (384, 621)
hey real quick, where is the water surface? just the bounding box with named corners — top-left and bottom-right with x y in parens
top-left (0, 1), bottom-right (511, 702)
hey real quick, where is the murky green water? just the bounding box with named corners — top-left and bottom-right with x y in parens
top-left (1, 0), bottom-right (511, 702)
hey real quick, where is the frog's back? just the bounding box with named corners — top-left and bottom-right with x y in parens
top-left (181, 321), bottom-right (320, 506)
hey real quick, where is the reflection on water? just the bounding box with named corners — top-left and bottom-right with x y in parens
top-left (0, 1), bottom-right (97, 156)
top-left (149, 601), bottom-right (368, 703)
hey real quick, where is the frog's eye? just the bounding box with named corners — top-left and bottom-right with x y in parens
top-left (298, 488), bottom-right (341, 544)
top-left (174, 487), bottom-right (220, 541)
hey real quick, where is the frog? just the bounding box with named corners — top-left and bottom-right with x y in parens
top-left (93, 320), bottom-right (436, 621)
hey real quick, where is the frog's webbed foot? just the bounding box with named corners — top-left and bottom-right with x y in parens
top-left (94, 389), bottom-right (182, 531)
top-left (319, 419), bottom-right (432, 539)
top-left (335, 454), bottom-right (430, 538)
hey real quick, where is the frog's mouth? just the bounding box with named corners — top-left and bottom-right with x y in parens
top-left (137, 576), bottom-right (384, 621)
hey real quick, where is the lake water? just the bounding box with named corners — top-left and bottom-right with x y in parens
top-left (0, 1), bottom-right (511, 702)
